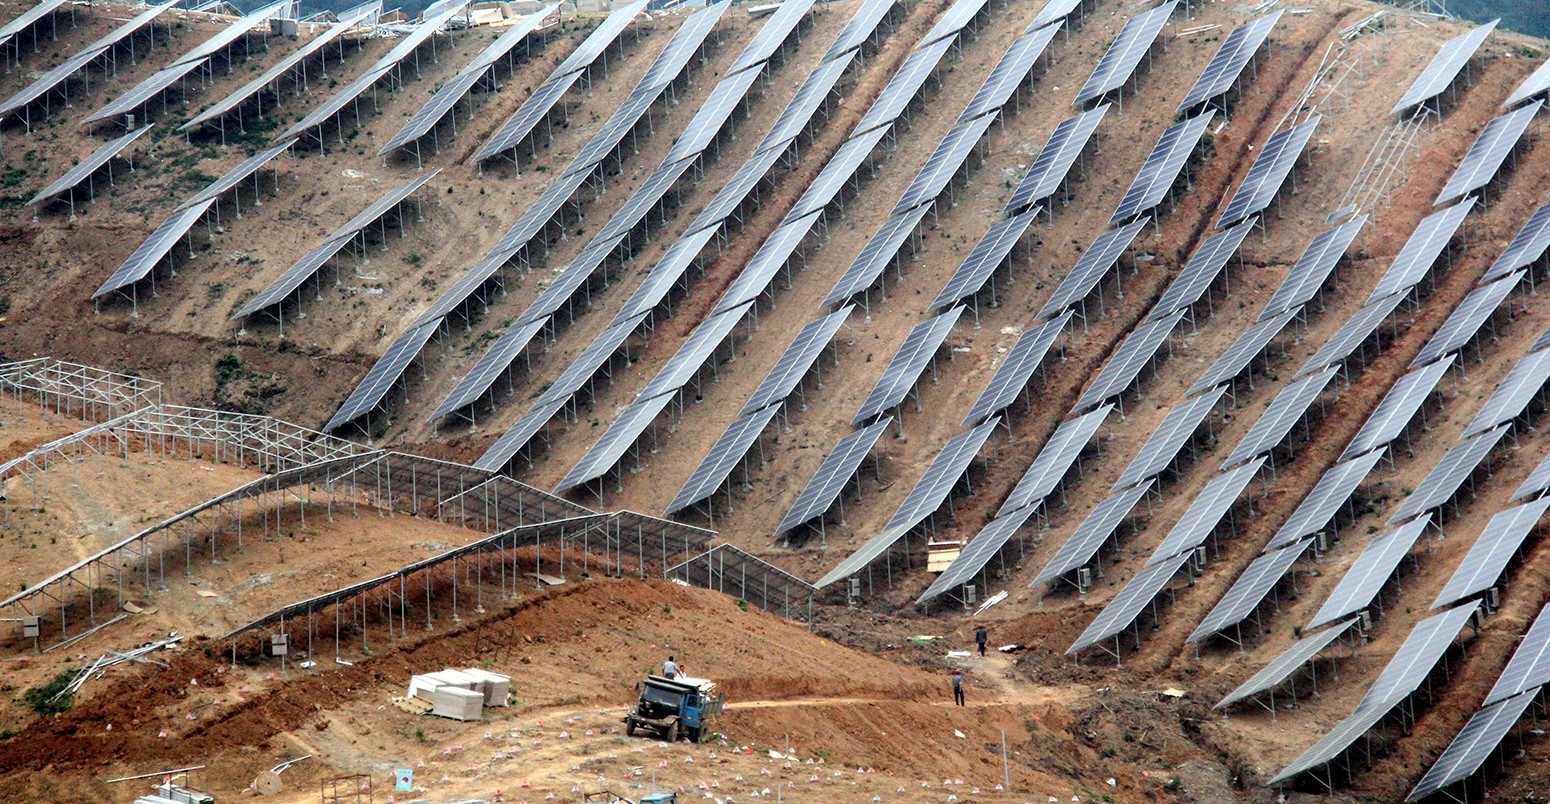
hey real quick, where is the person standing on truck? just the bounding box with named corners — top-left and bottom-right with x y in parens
top-left (975, 625), bottom-right (988, 657)
top-left (952, 670), bottom-right (965, 707)
top-left (663, 656), bottom-right (679, 678)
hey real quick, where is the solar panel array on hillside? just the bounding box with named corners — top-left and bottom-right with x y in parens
top-left (963, 312), bottom-right (1069, 426)
top-left (379, 2), bottom-right (561, 154)
top-left (1340, 355), bottom-right (1453, 461)
top-left (1151, 216), bottom-right (1254, 321)
top-left (666, 403), bottom-right (782, 515)
top-left (183, 3), bottom-right (382, 134)
top-left (1038, 218), bottom-right (1149, 320)
top-left (1067, 550), bottom-right (1192, 654)
top-left (277, 1), bottom-right (469, 143)
top-left (1221, 366), bottom-right (1335, 470)
top-left (1306, 515), bottom-right (1430, 630)
top-left (1005, 105), bottom-right (1109, 214)
top-left (1388, 424), bottom-right (1508, 525)
top-left (1436, 101), bottom-right (1541, 205)
top-left (1178, 11), bottom-right (1281, 112)
top-left (1034, 480), bottom-right (1152, 587)
top-left (0, 0), bottom-right (66, 51)
top-left (1271, 603), bottom-right (1479, 784)
top-left (233, 171), bottom-right (439, 320)
top-left (1112, 387), bottom-right (1224, 492)
top-left (84, 0), bottom-right (292, 126)
top-left (1217, 116), bottom-right (1320, 227)
top-left (775, 418), bottom-right (892, 535)
top-left (1411, 271), bottom-right (1521, 368)
top-left (1392, 20), bottom-right (1497, 115)
top-left (853, 309), bottom-right (962, 424)
top-left (1505, 55), bottom-right (1550, 108)
top-left (1189, 538), bottom-right (1311, 643)
top-left (930, 206), bottom-right (1042, 312)
top-left (1216, 619), bottom-right (1356, 709)
top-left (331, 2), bottom-right (736, 434)
top-left (1260, 214), bottom-right (1366, 319)
top-left (1072, 309), bottom-right (1183, 413)
top-left (29, 125), bottom-right (151, 208)
top-left (1146, 458), bottom-right (1264, 565)
top-left (1111, 111), bottom-right (1215, 225)
top-left (1074, 1), bottom-right (1177, 105)
top-left (1484, 202), bottom-right (1550, 282)
top-left (1266, 448), bottom-right (1386, 551)
top-left (815, 417), bottom-right (999, 588)
top-left (996, 405), bottom-right (1111, 516)
top-left (0, 1), bottom-right (177, 121)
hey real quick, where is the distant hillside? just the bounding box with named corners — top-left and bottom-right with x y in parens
top-left (1449, 0), bottom-right (1550, 38)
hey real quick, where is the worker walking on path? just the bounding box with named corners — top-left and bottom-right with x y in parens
top-left (975, 625), bottom-right (988, 657)
top-left (952, 670), bottom-right (965, 707)
top-left (663, 655), bottom-right (679, 678)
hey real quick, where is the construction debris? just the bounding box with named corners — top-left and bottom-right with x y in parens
top-left (60, 636), bottom-right (183, 699)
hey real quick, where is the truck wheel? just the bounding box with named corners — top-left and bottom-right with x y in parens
top-left (666, 721), bottom-right (679, 743)
top-left (689, 727), bottom-right (702, 744)
top-left (626, 720), bottom-right (636, 737)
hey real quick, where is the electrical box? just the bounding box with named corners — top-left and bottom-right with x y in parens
top-left (1076, 567), bottom-right (1092, 593)
top-left (271, 634), bottom-right (290, 657)
top-left (22, 616), bottom-right (39, 638)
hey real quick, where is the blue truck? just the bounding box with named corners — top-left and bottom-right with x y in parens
top-left (624, 675), bottom-right (724, 743)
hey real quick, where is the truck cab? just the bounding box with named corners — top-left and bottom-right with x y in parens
top-left (625, 675), bottom-right (724, 743)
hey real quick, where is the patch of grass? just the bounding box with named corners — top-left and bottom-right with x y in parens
top-left (24, 671), bottom-right (76, 717)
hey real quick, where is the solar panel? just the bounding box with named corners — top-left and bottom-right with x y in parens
top-left (725, 0), bottom-right (814, 76)
top-left (1034, 480), bottom-right (1153, 586)
top-left (554, 392), bottom-right (675, 492)
top-left (0, 1), bottom-right (176, 118)
top-left (962, 312), bottom-right (1069, 426)
top-left (1112, 387), bottom-right (1224, 492)
top-left (1189, 538), bottom-right (1312, 643)
top-left (1006, 105), bottom-right (1110, 214)
top-left (1221, 365), bottom-right (1337, 470)
top-left (1484, 601), bottom-right (1550, 706)
top-left (1260, 215), bottom-right (1367, 320)
top-left (1266, 448), bottom-right (1386, 551)
top-left (1074, 1), bottom-right (1177, 105)
top-left (665, 403), bottom-right (783, 515)
top-left (1535, 323), bottom-right (1550, 354)
top-left (1145, 457), bottom-right (1264, 565)
top-left (186, 4), bottom-right (382, 133)
top-left (1029, 0), bottom-right (1082, 31)
top-left (1217, 116), bottom-right (1320, 228)
top-left (29, 125), bottom-right (151, 207)
top-left (958, 21), bottom-right (1058, 123)
top-left (1412, 272), bottom-right (1521, 369)
top-left (381, 0), bottom-right (559, 156)
top-left (92, 198), bottom-right (216, 299)
top-left (853, 307), bottom-right (963, 424)
top-left (1407, 692), bottom-right (1536, 801)
top-left (615, 227), bottom-right (719, 322)
top-left (851, 36), bottom-right (956, 136)
top-left (1432, 496), bottom-right (1550, 610)
top-left (554, 0), bottom-right (646, 76)
top-left (1358, 602), bottom-right (1481, 715)
top-left (786, 126), bottom-right (890, 221)
top-left (1370, 198), bottom-right (1478, 305)
top-left (919, 0), bottom-right (987, 47)
top-left (1466, 341), bottom-right (1550, 437)
top-left (1307, 516), bottom-right (1430, 631)
top-left (235, 170), bottom-right (440, 320)
top-left (636, 304), bottom-right (751, 402)
top-left (515, 231), bottom-right (630, 327)
top-left (1216, 619), bottom-right (1358, 709)
top-left (0, 0), bottom-right (65, 49)
top-left (821, 0), bottom-right (896, 63)
top-left (1066, 549), bottom-right (1192, 654)
top-left (1151, 216), bottom-right (1255, 321)
top-left (919, 504), bottom-right (1040, 604)
top-left (739, 306), bottom-right (852, 417)
top-left (323, 321), bottom-right (438, 432)
top-left (1297, 291), bottom-right (1406, 377)
top-left (1038, 217), bottom-right (1150, 320)
top-left (1484, 202), bottom-right (1550, 282)
top-left (814, 417), bottom-right (999, 588)
top-left (1393, 20), bottom-right (1498, 114)
top-left (182, 139), bottom-right (296, 210)
top-left (931, 205), bottom-right (1041, 313)
top-left (1341, 356), bottom-right (1454, 462)
top-left (634, 2), bottom-right (726, 94)
top-left (278, 2), bottom-right (474, 142)
top-left (1072, 308), bottom-right (1183, 414)
top-left (83, 0), bottom-right (291, 125)
top-left (775, 417), bottom-right (891, 535)
top-left (756, 56), bottom-right (851, 157)
top-left (997, 404), bottom-right (1112, 516)
top-left (429, 319), bottom-right (547, 422)
top-left (892, 113), bottom-right (998, 216)
top-left (663, 68), bottom-right (763, 166)
top-left (595, 157), bottom-right (696, 244)
top-left (1188, 309), bottom-right (1297, 397)
top-left (1270, 703), bottom-right (1391, 785)
top-left (475, 72), bottom-right (585, 161)
top-left (1437, 102), bottom-right (1541, 204)
top-left (83, 61), bottom-right (202, 126)
top-left (716, 211), bottom-right (824, 314)
top-left (1388, 424), bottom-right (1509, 524)
top-left (685, 148), bottom-right (785, 235)
top-left (1505, 55), bottom-right (1550, 108)
top-left (1178, 11), bottom-right (1282, 112)
top-left (824, 204), bottom-right (934, 308)
top-left (1110, 111), bottom-right (1215, 225)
